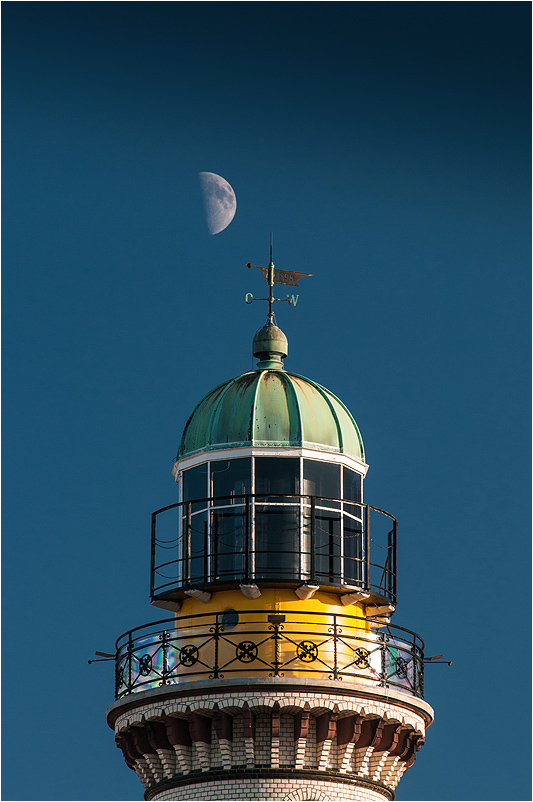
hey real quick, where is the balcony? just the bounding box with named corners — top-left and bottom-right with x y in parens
top-left (114, 609), bottom-right (424, 700)
top-left (151, 494), bottom-right (397, 604)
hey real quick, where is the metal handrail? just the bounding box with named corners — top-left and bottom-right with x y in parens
top-left (150, 494), bottom-right (397, 603)
top-left (113, 609), bottom-right (424, 701)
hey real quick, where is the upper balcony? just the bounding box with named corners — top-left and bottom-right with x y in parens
top-left (151, 494), bottom-right (397, 605)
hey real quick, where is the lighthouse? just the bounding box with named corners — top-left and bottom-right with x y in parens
top-left (105, 248), bottom-right (434, 801)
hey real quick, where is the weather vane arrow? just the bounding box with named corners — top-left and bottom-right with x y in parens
top-left (245, 233), bottom-right (313, 322)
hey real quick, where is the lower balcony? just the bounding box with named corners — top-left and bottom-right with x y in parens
top-left (114, 609), bottom-right (424, 701)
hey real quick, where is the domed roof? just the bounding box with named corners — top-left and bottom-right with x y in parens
top-left (176, 323), bottom-right (364, 462)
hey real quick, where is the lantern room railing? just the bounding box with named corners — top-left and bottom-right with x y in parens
top-left (114, 610), bottom-right (424, 700)
top-left (151, 494), bottom-right (397, 603)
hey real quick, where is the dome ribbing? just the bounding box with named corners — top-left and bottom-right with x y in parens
top-left (176, 369), bottom-right (364, 462)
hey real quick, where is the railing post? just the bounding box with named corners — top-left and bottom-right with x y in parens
top-left (245, 494), bottom-right (251, 582)
top-left (380, 632), bottom-right (387, 688)
top-left (150, 512), bottom-right (156, 597)
top-left (186, 501), bottom-right (192, 585)
top-left (385, 526), bottom-right (394, 600)
top-left (114, 653), bottom-right (120, 698)
top-left (310, 496), bottom-right (316, 582)
top-left (128, 631), bottom-right (133, 694)
top-left (418, 655), bottom-right (424, 698)
top-left (213, 612), bottom-right (220, 679)
top-left (364, 505), bottom-right (370, 590)
top-left (393, 519), bottom-right (398, 603)
top-left (204, 527), bottom-right (209, 583)
top-left (162, 630), bottom-right (169, 685)
top-left (412, 639), bottom-right (418, 696)
top-left (273, 623), bottom-right (280, 676)
top-left (333, 614), bottom-right (339, 680)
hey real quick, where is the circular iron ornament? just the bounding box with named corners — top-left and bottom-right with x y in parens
top-left (354, 647), bottom-right (371, 668)
top-left (179, 644), bottom-right (199, 666)
top-left (236, 641), bottom-right (258, 663)
top-left (395, 656), bottom-right (408, 679)
top-left (297, 641), bottom-right (318, 663)
top-left (117, 667), bottom-right (124, 686)
top-left (139, 654), bottom-right (153, 676)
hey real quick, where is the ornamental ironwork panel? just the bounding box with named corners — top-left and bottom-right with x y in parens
top-left (114, 610), bottom-right (424, 701)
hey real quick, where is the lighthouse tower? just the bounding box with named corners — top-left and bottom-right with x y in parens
top-left (106, 252), bottom-right (433, 802)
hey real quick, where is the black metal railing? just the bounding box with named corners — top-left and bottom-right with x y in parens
top-left (114, 610), bottom-right (423, 700)
top-left (151, 494), bottom-right (397, 603)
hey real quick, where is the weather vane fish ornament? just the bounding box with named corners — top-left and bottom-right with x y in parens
top-left (245, 233), bottom-right (312, 323)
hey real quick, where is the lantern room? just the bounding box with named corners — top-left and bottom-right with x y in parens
top-left (151, 323), bottom-right (397, 608)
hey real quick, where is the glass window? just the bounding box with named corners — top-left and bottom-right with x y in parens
top-left (183, 463), bottom-right (209, 512)
top-left (314, 510), bottom-right (341, 583)
top-left (187, 510), bottom-right (208, 583)
top-left (212, 508), bottom-right (246, 579)
top-left (255, 457), bottom-right (299, 498)
top-left (182, 464), bottom-right (209, 583)
top-left (254, 457), bottom-right (300, 579)
top-left (304, 460), bottom-right (340, 506)
top-left (343, 514), bottom-right (363, 584)
top-left (343, 467), bottom-right (362, 518)
top-left (211, 458), bottom-right (251, 506)
top-left (255, 507), bottom-right (300, 579)
top-left (343, 467), bottom-right (361, 502)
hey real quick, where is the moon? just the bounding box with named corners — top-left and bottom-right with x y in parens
top-left (199, 172), bottom-right (237, 235)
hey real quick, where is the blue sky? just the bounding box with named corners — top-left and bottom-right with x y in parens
top-left (2, 3), bottom-right (531, 801)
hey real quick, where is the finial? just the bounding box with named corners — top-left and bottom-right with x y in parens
top-left (252, 322), bottom-right (288, 370)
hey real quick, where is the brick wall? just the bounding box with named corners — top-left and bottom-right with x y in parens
top-left (111, 683), bottom-right (429, 801)
top-left (152, 776), bottom-right (388, 801)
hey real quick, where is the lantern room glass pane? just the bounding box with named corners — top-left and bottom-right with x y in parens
top-left (254, 457), bottom-right (300, 579)
top-left (343, 466), bottom-right (362, 500)
top-left (255, 457), bottom-right (299, 498)
top-left (211, 458), bottom-right (251, 505)
top-left (188, 510), bottom-right (207, 582)
top-left (212, 508), bottom-right (246, 579)
top-left (343, 514), bottom-right (363, 583)
top-left (343, 466), bottom-right (362, 517)
top-left (303, 460), bottom-right (340, 507)
top-left (254, 507), bottom-right (300, 579)
top-left (183, 463), bottom-right (209, 512)
top-left (314, 510), bottom-right (341, 583)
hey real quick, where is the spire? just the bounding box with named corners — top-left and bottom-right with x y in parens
top-left (252, 322), bottom-right (288, 369)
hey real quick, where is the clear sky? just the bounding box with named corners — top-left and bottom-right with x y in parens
top-left (2, 3), bottom-right (531, 801)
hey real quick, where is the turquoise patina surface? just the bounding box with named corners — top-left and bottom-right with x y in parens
top-left (176, 323), bottom-right (365, 462)
top-left (176, 369), bottom-right (364, 461)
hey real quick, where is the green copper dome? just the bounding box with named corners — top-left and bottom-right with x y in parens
top-left (176, 322), bottom-right (364, 462)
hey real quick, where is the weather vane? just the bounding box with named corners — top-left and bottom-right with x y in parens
top-left (245, 233), bottom-right (312, 323)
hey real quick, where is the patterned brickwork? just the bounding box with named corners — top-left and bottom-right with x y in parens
top-left (150, 775), bottom-right (389, 801)
top-left (110, 683), bottom-right (430, 800)
top-left (254, 713), bottom-right (270, 765)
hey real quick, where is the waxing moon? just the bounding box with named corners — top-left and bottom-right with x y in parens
top-left (199, 172), bottom-right (237, 235)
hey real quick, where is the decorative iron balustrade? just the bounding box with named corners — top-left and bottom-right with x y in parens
top-left (151, 494), bottom-right (397, 603)
top-left (115, 610), bottom-right (424, 700)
